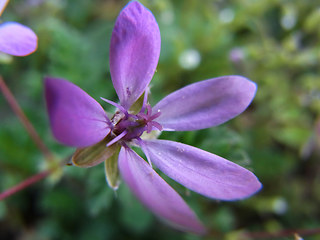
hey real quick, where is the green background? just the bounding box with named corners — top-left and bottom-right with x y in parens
top-left (1, 0), bottom-right (320, 239)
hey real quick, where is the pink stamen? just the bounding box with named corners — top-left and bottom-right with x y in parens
top-left (150, 110), bottom-right (161, 121)
top-left (101, 97), bottom-right (128, 118)
top-left (146, 104), bottom-right (152, 116)
top-left (106, 130), bottom-right (128, 147)
top-left (146, 123), bottom-right (153, 133)
top-left (140, 89), bottom-right (149, 113)
top-left (151, 121), bottom-right (163, 131)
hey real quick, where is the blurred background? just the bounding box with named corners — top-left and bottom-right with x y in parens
top-left (1, 0), bottom-right (320, 239)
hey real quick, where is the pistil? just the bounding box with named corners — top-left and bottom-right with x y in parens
top-left (106, 102), bottom-right (162, 146)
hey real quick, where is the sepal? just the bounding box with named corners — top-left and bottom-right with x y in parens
top-left (72, 138), bottom-right (119, 168)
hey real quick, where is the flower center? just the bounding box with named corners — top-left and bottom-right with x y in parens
top-left (107, 104), bottom-right (162, 146)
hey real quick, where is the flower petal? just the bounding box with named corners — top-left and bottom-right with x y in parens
top-left (0, 0), bottom-right (9, 16)
top-left (142, 139), bottom-right (262, 200)
top-left (45, 77), bottom-right (110, 147)
top-left (118, 146), bottom-right (206, 234)
top-left (110, 1), bottom-right (161, 109)
top-left (153, 76), bottom-right (257, 131)
top-left (0, 22), bottom-right (37, 56)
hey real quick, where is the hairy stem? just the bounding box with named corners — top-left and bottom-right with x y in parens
top-left (0, 170), bottom-right (51, 201)
top-left (0, 76), bottom-right (54, 161)
top-left (0, 155), bottom-right (71, 201)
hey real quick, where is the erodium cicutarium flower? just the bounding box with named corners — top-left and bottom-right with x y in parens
top-left (45, 1), bottom-right (261, 234)
top-left (0, 0), bottom-right (37, 56)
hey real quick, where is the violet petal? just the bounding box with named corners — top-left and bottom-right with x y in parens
top-left (142, 139), bottom-right (262, 200)
top-left (0, 0), bottom-right (8, 16)
top-left (45, 77), bottom-right (110, 147)
top-left (153, 76), bottom-right (257, 131)
top-left (110, 1), bottom-right (161, 110)
top-left (118, 146), bottom-right (206, 234)
top-left (0, 22), bottom-right (37, 56)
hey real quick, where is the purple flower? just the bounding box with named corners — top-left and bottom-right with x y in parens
top-left (0, 0), bottom-right (37, 56)
top-left (45, 1), bottom-right (261, 234)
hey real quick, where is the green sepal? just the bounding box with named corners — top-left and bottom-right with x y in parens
top-left (72, 138), bottom-right (118, 168)
top-left (104, 145), bottom-right (121, 190)
top-left (129, 91), bottom-right (145, 114)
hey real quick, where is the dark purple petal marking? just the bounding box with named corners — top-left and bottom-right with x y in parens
top-left (45, 77), bottom-right (111, 147)
top-left (153, 76), bottom-right (257, 131)
top-left (0, 22), bottom-right (37, 56)
top-left (118, 146), bottom-right (206, 234)
top-left (110, 1), bottom-right (161, 110)
top-left (142, 139), bottom-right (262, 201)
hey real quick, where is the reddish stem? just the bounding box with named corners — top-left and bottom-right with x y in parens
top-left (0, 76), bottom-right (54, 161)
top-left (0, 155), bottom-right (71, 201)
top-left (0, 170), bottom-right (51, 201)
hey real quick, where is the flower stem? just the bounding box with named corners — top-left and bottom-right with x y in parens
top-left (0, 170), bottom-right (51, 201)
top-left (0, 155), bottom-right (71, 201)
top-left (0, 76), bottom-right (54, 161)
